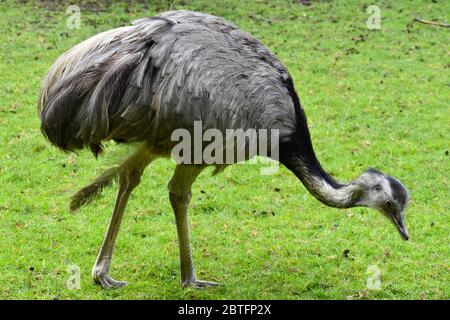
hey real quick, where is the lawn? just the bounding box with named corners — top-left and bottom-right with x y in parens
top-left (0, 0), bottom-right (448, 299)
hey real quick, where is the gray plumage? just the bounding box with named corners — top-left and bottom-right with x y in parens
top-left (39, 11), bottom-right (409, 289)
top-left (39, 11), bottom-right (294, 157)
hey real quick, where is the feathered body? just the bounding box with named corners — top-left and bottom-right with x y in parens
top-left (39, 11), bottom-right (299, 157)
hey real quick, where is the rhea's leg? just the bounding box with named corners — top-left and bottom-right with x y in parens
top-left (92, 181), bottom-right (132, 289)
top-left (168, 164), bottom-right (219, 288)
top-left (92, 146), bottom-right (154, 289)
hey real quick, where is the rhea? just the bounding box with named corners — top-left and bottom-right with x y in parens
top-left (38, 11), bottom-right (409, 289)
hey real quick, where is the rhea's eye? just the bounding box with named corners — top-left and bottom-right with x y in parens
top-left (374, 185), bottom-right (382, 192)
top-left (385, 200), bottom-right (393, 207)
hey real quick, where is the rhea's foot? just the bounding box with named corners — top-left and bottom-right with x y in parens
top-left (183, 279), bottom-right (220, 289)
top-left (93, 273), bottom-right (128, 289)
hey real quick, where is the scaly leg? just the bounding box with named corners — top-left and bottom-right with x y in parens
top-left (168, 164), bottom-right (219, 288)
top-left (92, 146), bottom-right (154, 289)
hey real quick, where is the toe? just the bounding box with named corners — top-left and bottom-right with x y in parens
top-left (187, 279), bottom-right (220, 288)
top-left (94, 274), bottom-right (127, 289)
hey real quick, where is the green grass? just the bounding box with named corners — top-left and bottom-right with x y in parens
top-left (0, 0), bottom-right (448, 299)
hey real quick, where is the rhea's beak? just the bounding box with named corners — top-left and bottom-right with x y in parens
top-left (391, 214), bottom-right (409, 240)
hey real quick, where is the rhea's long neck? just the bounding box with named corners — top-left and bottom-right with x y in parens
top-left (278, 76), bottom-right (363, 208)
top-left (279, 136), bottom-right (361, 209)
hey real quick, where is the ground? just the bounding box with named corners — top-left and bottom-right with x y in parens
top-left (0, 0), bottom-right (448, 299)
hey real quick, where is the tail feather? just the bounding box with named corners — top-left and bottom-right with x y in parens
top-left (70, 166), bottom-right (121, 212)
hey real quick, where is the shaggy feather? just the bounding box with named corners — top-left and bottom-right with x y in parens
top-left (38, 11), bottom-right (298, 157)
top-left (70, 166), bottom-right (121, 211)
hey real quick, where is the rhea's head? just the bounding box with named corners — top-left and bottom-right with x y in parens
top-left (353, 168), bottom-right (410, 240)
